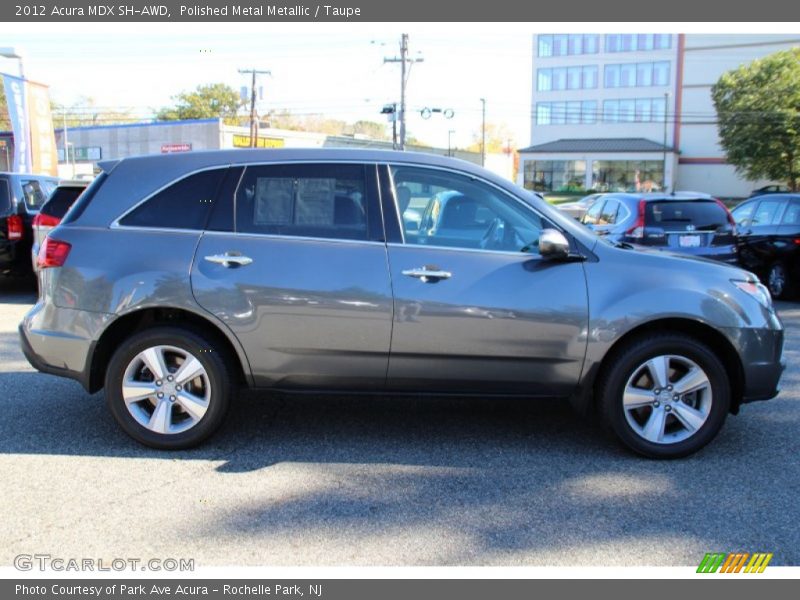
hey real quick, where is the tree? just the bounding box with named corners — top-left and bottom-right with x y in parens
top-left (0, 83), bottom-right (10, 131)
top-left (156, 83), bottom-right (243, 125)
top-left (712, 48), bottom-right (800, 191)
top-left (466, 122), bottom-right (516, 154)
top-left (51, 96), bottom-right (134, 127)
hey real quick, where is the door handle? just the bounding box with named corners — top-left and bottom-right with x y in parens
top-left (204, 253), bottom-right (253, 267)
top-left (402, 267), bottom-right (452, 282)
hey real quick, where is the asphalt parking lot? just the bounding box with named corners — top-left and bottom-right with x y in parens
top-left (1, 277), bottom-right (798, 567)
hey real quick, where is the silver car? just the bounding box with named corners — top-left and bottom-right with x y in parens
top-left (20, 149), bottom-right (784, 458)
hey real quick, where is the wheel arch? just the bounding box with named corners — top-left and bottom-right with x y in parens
top-left (571, 317), bottom-right (745, 417)
top-left (87, 306), bottom-right (252, 393)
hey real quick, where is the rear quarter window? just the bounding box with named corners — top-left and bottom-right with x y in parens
top-left (645, 200), bottom-right (728, 230)
top-left (40, 187), bottom-right (86, 218)
top-left (119, 168), bottom-right (227, 230)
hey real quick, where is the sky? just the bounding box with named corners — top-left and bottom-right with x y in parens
top-left (0, 27), bottom-right (534, 150)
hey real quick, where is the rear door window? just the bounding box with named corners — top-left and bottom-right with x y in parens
top-left (582, 199), bottom-right (605, 225)
top-left (781, 200), bottom-right (800, 225)
top-left (751, 198), bottom-right (784, 226)
top-left (119, 168), bottom-right (226, 230)
top-left (235, 163), bottom-right (370, 241)
top-left (731, 201), bottom-right (756, 227)
top-left (645, 200), bottom-right (728, 230)
top-left (598, 199), bottom-right (620, 225)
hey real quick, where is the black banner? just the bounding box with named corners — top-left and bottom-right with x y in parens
top-left (2, 0), bottom-right (800, 22)
top-left (4, 579), bottom-right (799, 600)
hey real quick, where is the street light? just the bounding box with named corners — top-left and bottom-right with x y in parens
top-left (0, 47), bottom-right (25, 78)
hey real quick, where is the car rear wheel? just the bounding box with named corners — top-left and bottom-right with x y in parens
top-left (105, 326), bottom-right (233, 449)
top-left (767, 262), bottom-right (795, 299)
top-left (597, 333), bottom-right (730, 458)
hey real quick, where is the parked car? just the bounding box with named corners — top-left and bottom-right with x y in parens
top-left (556, 193), bottom-right (606, 220)
top-left (31, 180), bottom-right (90, 273)
top-left (731, 194), bottom-right (800, 299)
top-left (581, 192), bottom-right (738, 263)
top-left (0, 172), bottom-right (59, 277)
top-left (20, 149), bottom-right (783, 458)
top-left (750, 185), bottom-right (791, 197)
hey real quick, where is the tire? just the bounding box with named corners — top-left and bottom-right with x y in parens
top-left (597, 333), bottom-right (730, 459)
top-left (767, 262), bottom-right (796, 300)
top-left (105, 326), bottom-right (233, 449)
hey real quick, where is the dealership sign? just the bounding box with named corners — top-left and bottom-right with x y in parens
top-left (161, 143), bottom-right (192, 153)
top-left (232, 135), bottom-right (285, 149)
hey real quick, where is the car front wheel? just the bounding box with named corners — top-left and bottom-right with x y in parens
top-left (598, 333), bottom-right (730, 458)
top-left (105, 326), bottom-right (233, 449)
top-left (767, 262), bottom-right (795, 299)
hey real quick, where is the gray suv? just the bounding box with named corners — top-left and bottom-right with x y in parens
top-left (19, 149), bottom-right (784, 458)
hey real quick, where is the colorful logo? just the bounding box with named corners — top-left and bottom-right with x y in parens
top-left (697, 552), bottom-right (773, 573)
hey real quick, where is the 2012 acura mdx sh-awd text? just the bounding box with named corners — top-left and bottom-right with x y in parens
top-left (19, 149), bottom-right (785, 458)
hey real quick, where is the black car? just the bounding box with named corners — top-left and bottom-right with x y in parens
top-left (732, 194), bottom-right (800, 299)
top-left (0, 172), bottom-right (59, 278)
top-left (581, 192), bottom-right (738, 263)
top-left (750, 184), bottom-right (791, 197)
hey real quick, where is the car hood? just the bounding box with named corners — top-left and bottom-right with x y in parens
top-left (599, 240), bottom-right (755, 280)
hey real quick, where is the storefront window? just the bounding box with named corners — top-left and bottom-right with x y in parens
top-left (592, 160), bottom-right (665, 192)
top-left (523, 160), bottom-right (587, 192)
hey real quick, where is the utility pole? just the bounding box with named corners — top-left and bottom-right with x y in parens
top-left (238, 68), bottom-right (271, 148)
top-left (384, 34), bottom-right (423, 150)
top-left (480, 98), bottom-right (486, 167)
top-left (663, 91), bottom-right (671, 192)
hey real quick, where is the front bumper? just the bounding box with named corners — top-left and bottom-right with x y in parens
top-left (733, 326), bottom-right (785, 404)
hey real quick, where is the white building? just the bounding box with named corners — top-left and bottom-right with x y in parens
top-left (37, 118), bottom-right (514, 181)
top-left (519, 34), bottom-right (800, 198)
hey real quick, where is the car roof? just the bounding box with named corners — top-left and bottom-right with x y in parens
top-left (602, 191), bottom-right (715, 202)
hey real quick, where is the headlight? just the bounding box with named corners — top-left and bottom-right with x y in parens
top-left (732, 279), bottom-right (772, 309)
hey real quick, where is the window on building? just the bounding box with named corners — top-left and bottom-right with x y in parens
top-left (653, 61), bottom-right (670, 85)
top-left (537, 69), bottom-right (552, 91)
top-left (523, 160), bottom-right (587, 192)
top-left (538, 66), bottom-right (598, 91)
top-left (536, 103), bottom-right (552, 125)
top-left (604, 97), bottom-right (668, 123)
top-left (654, 34), bottom-right (672, 49)
top-left (592, 160), bottom-right (665, 192)
top-left (536, 101), bottom-right (599, 125)
top-left (582, 101), bottom-right (598, 124)
top-left (539, 34), bottom-right (599, 56)
top-left (607, 34), bottom-right (672, 52)
top-left (566, 101), bottom-right (582, 124)
top-left (605, 62), bottom-right (670, 88)
top-left (552, 35), bottom-right (568, 56)
top-left (538, 35), bottom-right (554, 57)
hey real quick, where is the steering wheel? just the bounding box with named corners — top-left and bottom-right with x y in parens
top-left (479, 218), bottom-right (504, 250)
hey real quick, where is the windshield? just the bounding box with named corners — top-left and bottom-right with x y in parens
top-left (645, 200), bottom-right (729, 230)
top-left (41, 186), bottom-right (87, 218)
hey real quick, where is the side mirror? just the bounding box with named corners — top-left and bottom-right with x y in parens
top-left (539, 228), bottom-right (571, 260)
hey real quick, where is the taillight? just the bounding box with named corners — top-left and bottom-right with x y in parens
top-left (626, 199), bottom-right (646, 239)
top-left (714, 198), bottom-right (737, 234)
top-left (794, 238), bottom-right (800, 246)
top-left (37, 237), bottom-right (71, 268)
top-left (7, 215), bottom-right (23, 240)
top-left (32, 213), bottom-right (61, 229)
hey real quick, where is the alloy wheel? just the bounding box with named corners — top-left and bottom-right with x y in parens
top-left (121, 345), bottom-right (211, 435)
top-left (622, 354), bottom-right (713, 445)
